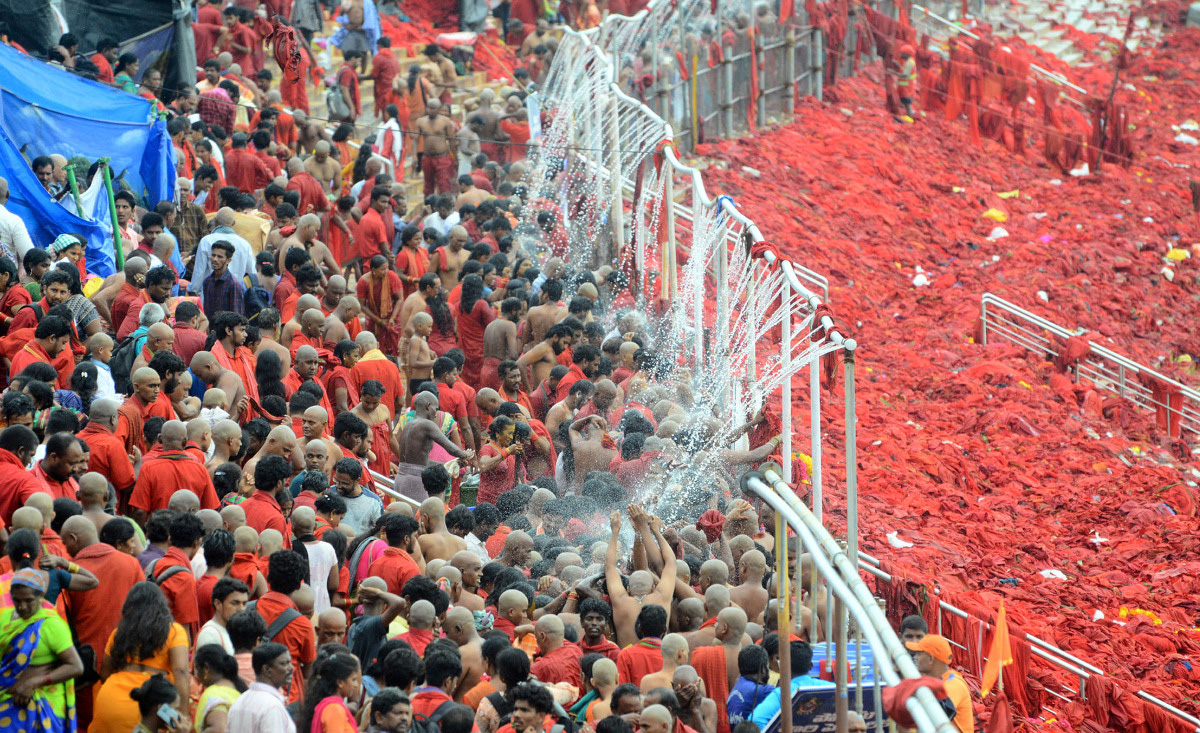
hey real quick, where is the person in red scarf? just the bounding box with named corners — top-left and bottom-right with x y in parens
top-left (128, 421), bottom-right (220, 524)
top-left (354, 381), bottom-right (396, 477)
top-left (356, 255), bottom-right (405, 358)
top-left (152, 511), bottom-right (204, 639)
top-left (371, 37), bottom-right (401, 118)
top-left (395, 599), bottom-right (437, 655)
top-left (531, 615), bottom-right (584, 696)
top-left (224, 132), bottom-right (274, 195)
top-left (410, 648), bottom-right (462, 719)
top-left (210, 312), bottom-right (259, 421)
top-left (616, 604), bottom-right (668, 687)
top-left (323, 340), bottom-right (361, 414)
top-left (351, 332), bottom-right (405, 420)
top-left (9, 316), bottom-right (72, 384)
top-left (691, 607), bottom-right (748, 733)
top-left (284, 157), bottom-right (330, 219)
top-left (578, 598), bottom-right (621, 662)
top-left (395, 226), bottom-right (430, 301)
top-left (115, 368), bottom-right (161, 458)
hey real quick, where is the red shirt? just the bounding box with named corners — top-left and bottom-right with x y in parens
top-left (555, 364), bottom-right (588, 403)
top-left (0, 448), bottom-right (49, 525)
top-left (285, 171), bottom-right (329, 215)
top-left (366, 545), bottom-right (420, 595)
top-left (452, 380), bottom-right (480, 421)
top-left (224, 148), bottom-right (274, 193)
top-left (63, 543), bottom-right (143, 672)
top-left (129, 450), bottom-right (219, 514)
top-left (9, 339), bottom-right (53, 383)
top-left (616, 638), bottom-right (664, 686)
top-left (456, 300), bottom-right (496, 370)
top-left (396, 628), bottom-right (433, 656)
top-left (91, 53), bottom-right (114, 83)
top-left (31, 462), bottom-right (78, 502)
top-left (410, 689), bottom-right (454, 719)
top-left (273, 269), bottom-right (298, 310)
top-left (240, 490), bottom-right (292, 548)
top-left (532, 642), bottom-right (584, 696)
top-left (196, 573), bottom-right (219, 626)
top-left (110, 283), bottom-right (142, 340)
top-left (478, 444), bottom-right (514, 506)
top-left (154, 546), bottom-right (200, 635)
top-left (254, 591), bottom-right (316, 704)
top-left (580, 637), bottom-right (620, 662)
top-left (173, 324), bottom-right (207, 367)
top-left (437, 381), bottom-right (469, 426)
top-left (357, 207), bottom-right (390, 261)
top-left (78, 423), bottom-right (136, 491)
top-left (337, 64), bottom-right (361, 116)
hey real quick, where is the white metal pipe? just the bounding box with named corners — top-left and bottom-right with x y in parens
top-left (782, 277), bottom-right (793, 483)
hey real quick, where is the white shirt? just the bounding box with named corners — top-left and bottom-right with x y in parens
top-left (92, 361), bottom-right (118, 402)
top-left (304, 539), bottom-right (338, 614)
top-left (466, 532), bottom-right (491, 562)
top-left (422, 211), bottom-right (461, 238)
top-left (226, 681), bottom-right (295, 733)
top-left (195, 618), bottom-right (234, 653)
top-left (0, 203), bottom-right (33, 265)
top-left (189, 226), bottom-right (254, 295)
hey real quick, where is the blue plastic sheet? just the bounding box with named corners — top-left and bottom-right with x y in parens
top-left (0, 122), bottom-right (115, 278)
top-left (0, 42), bottom-right (176, 206)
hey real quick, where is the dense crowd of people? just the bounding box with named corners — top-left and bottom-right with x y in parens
top-left (0, 2), bottom-right (985, 733)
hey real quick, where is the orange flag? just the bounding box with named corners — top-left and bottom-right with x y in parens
top-left (980, 601), bottom-right (1014, 698)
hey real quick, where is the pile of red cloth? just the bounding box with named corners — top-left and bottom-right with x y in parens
top-left (685, 6), bottom-right (1200, 726)
top-left (377, 15), bottom-right (520, 82)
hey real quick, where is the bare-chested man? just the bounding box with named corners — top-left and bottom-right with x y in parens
top-left (434, 225), bottom-right (471, 291)
top-left (522, 278), bottom-right (568, 349)
top-left (729, 549), bottom-right (769, 624)
top-left (305, 140), bottom-right (342, 195)
top-left (444, 606), bottom-right (484, 702)
top-left (481, 297), bottom-right (522, 389)
top-left (546, 379), bottom-right (594, 451)
top-left (393, 392), bottom-right (474, 501)
top-left (207, 420), bottom-right (243, 474)
top-left (567, 413), bottom-right (618, 483)
top-left (405, 313), bottom-right (436, 392)
top-left (322, 296), bottom-right (362, 346)
top-left (279, 213), bottom-right (340, 280)
top-left (242, 425), bottom-right (299, 479)
top-left (520, 19), bottom-right (552, 57)
top-left (417, 497), bottom-right (467, 562)
top-left (255, 307), bottom-right (292, 374)
top-left (191, 352), bottom-right (248, 422)
top-left (517, 322), bottom-right (573, 393)
top-left (606, 508), bottom-right (677, 648)
top-left (415, 100), bottom-right (460, 198)
top-left (449, 551), bottom-right (485, 612)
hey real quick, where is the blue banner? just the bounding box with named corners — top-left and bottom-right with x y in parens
top-left (0, 41), bottom-right (176, 206)
top-left (118, 22), bottom-right (176, 84)
top-left (761, 685), bottom-right (888, 733)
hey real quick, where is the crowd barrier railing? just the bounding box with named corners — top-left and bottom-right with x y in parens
top-left (980, 293), bottom-right (1200, 437)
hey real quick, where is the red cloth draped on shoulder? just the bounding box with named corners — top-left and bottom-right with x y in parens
top-left (214, 341), bottom-right (259, 421)
top-left (691, 645), bottom-right (731, 733)
top-left (367, 420), bottom-right (393, 476)
top-left (323, 364), bottom-right (360, 411)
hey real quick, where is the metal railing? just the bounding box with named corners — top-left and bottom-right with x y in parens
top-left (742, 468), bottom-right (957, 733)
top-left (369, 469), bottom-right (422, 509)
top-left (980, 293), bottom-right (1200, 437)
top-left (856, 551), bottom-right (1200, 732)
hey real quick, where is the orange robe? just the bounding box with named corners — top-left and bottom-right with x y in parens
top-left (692, 646), bottom-right (732, 733)
top-left (351, 351), bottom-right (404, 419)
top-left (129, 450), bottom-right (220, 513)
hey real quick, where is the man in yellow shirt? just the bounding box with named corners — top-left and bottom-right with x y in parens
top-left (905, 634), bottom-right (974, 733)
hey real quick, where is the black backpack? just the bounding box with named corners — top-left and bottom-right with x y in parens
top-left (109, 334), bottom-right (141, 395)
top-left (410, 699), bottom-right (459, 733)
top-left (145, 558), bottom-right (189, 586)
top-left (244, 285), bottom-right (271, 323)
top-left (246, 600), bottom-right (303, 642)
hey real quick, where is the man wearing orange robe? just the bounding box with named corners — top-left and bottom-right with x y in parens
top-left (351, 332), bottom-right (405, 420)
top-left (128, 421), bottom-right (219, 524)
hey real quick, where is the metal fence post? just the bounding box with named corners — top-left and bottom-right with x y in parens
top-left (723, 43), bottom-right (735, 136)
top-left (755, 29), bottom-right (767, 127)
top-left (785, 26), bottom-right (797, 117)
top-left (813, 28), bottom-right (824, 101)
top-left (609, 95), bottom-right (623, 268)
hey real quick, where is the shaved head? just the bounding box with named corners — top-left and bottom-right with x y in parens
top-left (535, 614), bottom-right (564, 638)
top-left (717, 606), bottom-right (748, 640)
top-left (79, 472), bottom-right (108, 502)
top-left (233, 525), bottom-right (259, 552)
top-left (498, 588), bottom-right (528, 615)
top-left (12, 506), bottom-right (43, 530)
top-left (62, 515), bottom-right (98, 544)
top-left (409, 599), bottom-right (436, 629)
top-left (266, 425), bottom-right (298, 454)
top-left (133, 367), bottom-right (158, 385)
top-left (160, 420), bottom-right (187, 451)
top-left (291, 506), bottom-right (316, 534)
top-left (221, 505), bottom-right (246, 531)
top-left (168, 489), bottom-right (201, 513)
top-left (661, 633), bottom-right (689, 664)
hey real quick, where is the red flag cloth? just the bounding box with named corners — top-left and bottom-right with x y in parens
top-left (697, 510), bottom-right (726, 543)
top-left (983, 692), bottom-right (1013, 733)
top-left (267, 18), bottom-right (302, 84)
top-left (691, 646), bottom-right (731, 733)
top-left (882, 678), bottom-right (950, 729)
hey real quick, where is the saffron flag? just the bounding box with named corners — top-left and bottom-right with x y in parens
top-left (980, 601), bottom-right (1013, 698)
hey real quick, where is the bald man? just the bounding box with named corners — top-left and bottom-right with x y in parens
top-left (494, 588), bottom-right (532, 641)
top-left (443, 606), bottom-right (484, 702)
top-left (692, 606), bottom-right (750, 733)
top-left (730, 549), bottom-right (768, 624)
top-left (279, 213), bottom-right (339, 279)
top-left (221, 505), bottom-right (246, 532)
top-left (230, 526), bottom-right (268, 598)
top-left (578, 378), bottom-right (619, 425)
top-left (115, 368), bottom-right (162, 458)
top-left (186, 420), bottom-right (213, 463)
top-left (207, 419), bottom-right (244, 474)
top-left (283, 344), bottom-right (333, 415)
top-left (191, 352), bottom-right (249, 423)
top-left (78, 398), bottom-right (138, 499)
top-left (316, 607), bottom-right (348, 647)
top-left (167, 489), bottom-right (202, 514)
top-left (699, 559), bottom-right (730, 595)
top-left (293, 506), bottom-right (340, 613)
top-left (396, 599), bottom-right (437, 655)
top-left (687, 585), bottom-right (733, 650)
top-left (322, 296), bottom-right (362, 346)
top-left (280, 294), bottom-right (322, 349)
top-left (77, 472), bottom-right (113, 536)
top-left (98, 257), bottom-right (150, 333)
top-left (129, 420), bottom-right (219, 523)
top-left (498, 530), bottom-right (533, 569)
top-left (530, 614), bottom-right (584, 693)
top-left (641, 705), bottom-right (673, 733)
top-left (393, 392), bottom-right (474, 501)
top-left (132, 322), bottom-right (176, 375)
top-left (673, 665), bottom-right (719, 733)
top-left (304, 140), bottom-right (342, 195)
top-left (449, 551), bottom-right (484, 613)
top-left (640, 633), bottom-right (690, 693)
top-left (60, 513), bottom-right (143, 724)
top-left (242, 425), bottom-right (299, 478)
top-left (607, 510), bottom-right (676, 648)
top-left (417, 497), bottom-right (467, 563)
top-left (351, 331), bottom-right (405, 419)
top-left (255, 307), bottom-right (292, 374)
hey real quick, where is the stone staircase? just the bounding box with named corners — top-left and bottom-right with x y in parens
top-left (980, 0), bottom-right (1163, 67)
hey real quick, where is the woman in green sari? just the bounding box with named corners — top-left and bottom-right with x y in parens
top-left (113, 52), bottom-right (140, 94)
top-left (0, 568), bottom-right (84, 733)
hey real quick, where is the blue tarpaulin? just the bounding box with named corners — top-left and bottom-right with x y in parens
top-left (0, 41), bottom-right (176, 207)
top-left (0, 121), bottom-right (115, 278)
